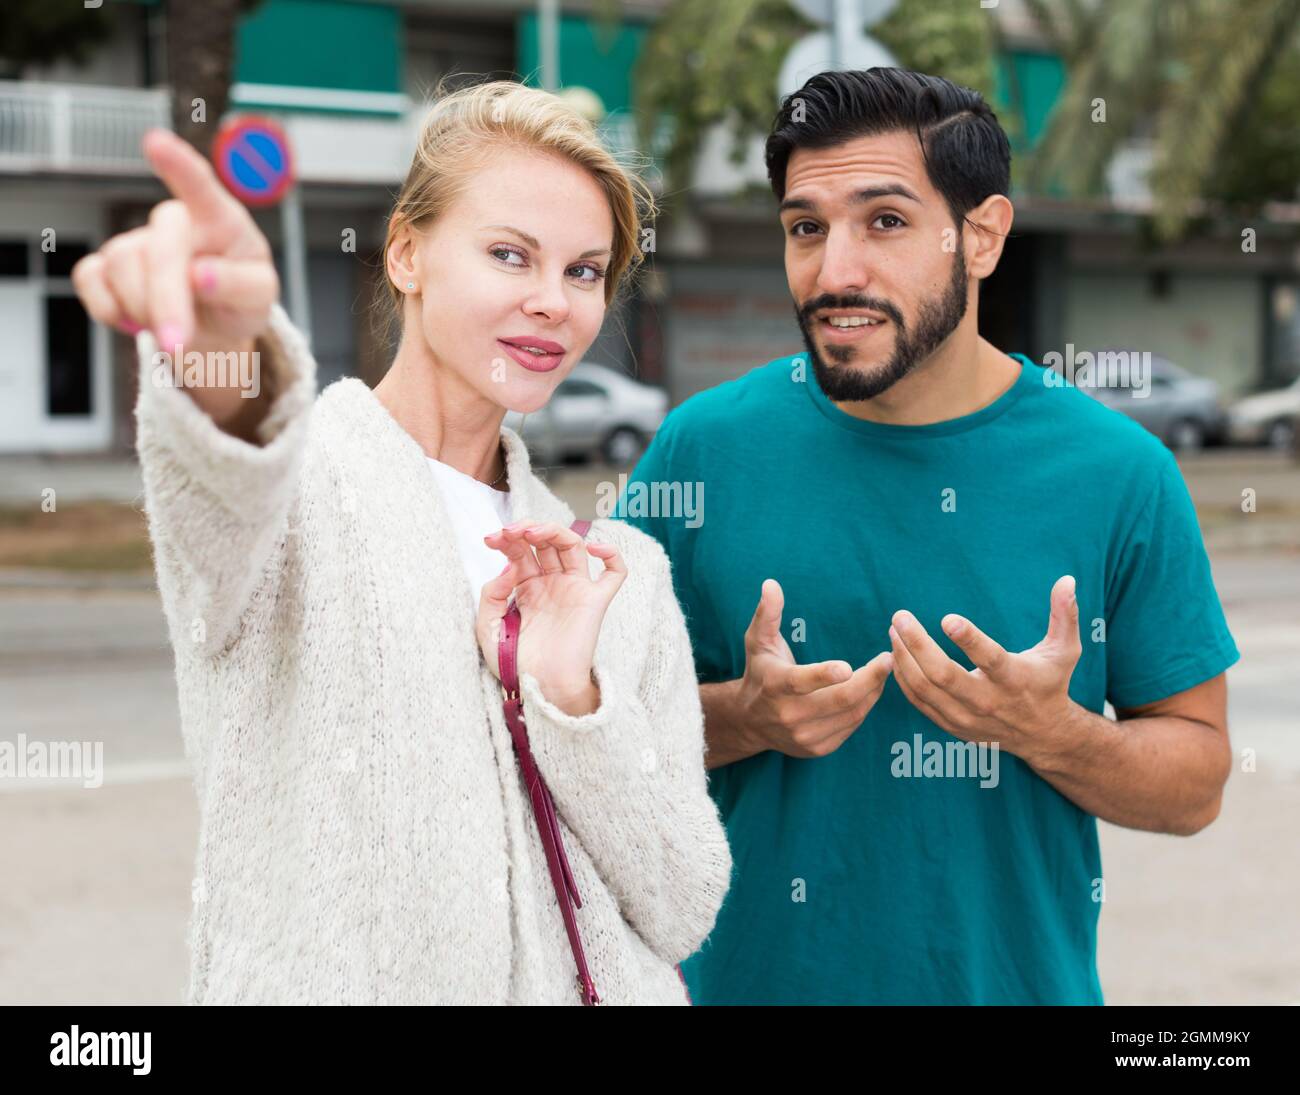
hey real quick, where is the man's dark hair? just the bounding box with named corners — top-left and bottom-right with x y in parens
top-left (765, 67), bottom-right (1012, 229)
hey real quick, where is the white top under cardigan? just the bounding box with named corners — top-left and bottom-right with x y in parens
top-left (132, 303), bottom-right (732, 1005)
top-left (424, 456), bottom-right (511, 605)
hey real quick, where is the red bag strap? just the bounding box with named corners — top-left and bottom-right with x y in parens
top-left (496, 516), bottom-right (692, 1006)
top-left (498, 517), bottom-right (599, 1004)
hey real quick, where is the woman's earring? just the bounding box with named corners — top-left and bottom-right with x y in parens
top-left (406, 282), bottom-right (415, 290)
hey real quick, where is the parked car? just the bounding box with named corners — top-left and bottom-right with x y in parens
top-left (1226, 376), bottom-right (1300, 451)
top-left (1074, 352), bottom-right (1227, 451)
top-left (502, 362), bottom-right (669, 465)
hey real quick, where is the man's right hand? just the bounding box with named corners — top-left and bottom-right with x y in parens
top-left (703, 579), bottom-right (893, 766)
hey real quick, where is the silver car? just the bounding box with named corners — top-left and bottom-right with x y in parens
top-left (1076, 352), bottom-right (1228, 451)
top-left (503, 362), bottom-right (669, 465)
top-left (1227, 376), bottom-right (1300, 450)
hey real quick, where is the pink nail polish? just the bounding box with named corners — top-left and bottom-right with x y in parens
top-left (196, 261), bottom-right (217, 296)
top-left (119, 319), bottom-right (143, 335)
top-left (156, 322), bottom-right (185, 351)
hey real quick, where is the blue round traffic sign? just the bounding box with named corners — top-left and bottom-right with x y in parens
top-left (212, 116), bottom-right (294, 207)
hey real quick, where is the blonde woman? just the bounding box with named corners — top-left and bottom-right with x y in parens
top-left (71, 81), bottom-right (732, 1005)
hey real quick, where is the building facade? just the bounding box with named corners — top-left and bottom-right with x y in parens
top-left (1, 0), bottom-right (1296, 454)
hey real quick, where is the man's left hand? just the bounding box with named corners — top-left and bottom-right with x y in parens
top-left (888, 575), bottom-right (1082, 767)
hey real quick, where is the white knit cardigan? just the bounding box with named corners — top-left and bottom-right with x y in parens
top-left (133, 304), bottom-right (733, 1005)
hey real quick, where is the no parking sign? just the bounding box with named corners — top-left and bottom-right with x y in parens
top-left (212, 116), bottom-right (294, 207)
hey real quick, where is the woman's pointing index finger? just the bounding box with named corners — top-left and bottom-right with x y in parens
top-left (141, 128), bottom-right (248, 243)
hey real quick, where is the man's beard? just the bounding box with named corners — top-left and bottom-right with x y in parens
top-left (795, 248), bottom-right (969, 402)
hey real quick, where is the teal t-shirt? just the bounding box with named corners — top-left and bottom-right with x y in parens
top-left (614, 351), bottom-right (1240, 1005)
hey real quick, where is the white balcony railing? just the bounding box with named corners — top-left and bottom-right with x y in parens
top-left (0, 79), bottom-right (672, 189)
top-left (0, 80), bottom-right (170, 175)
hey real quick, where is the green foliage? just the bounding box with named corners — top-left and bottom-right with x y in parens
top-left (0, 0), bottom-right (113, 74)
top-left (634, 0), bottom-right (1300, 239)
top-left (1204, 34), bottom-right (1300, 210)
top-left (634, 0), bottom-right (813, 202)
top-left (1029, 0), bottom-right (1300, 238)
top-left (872, 0), bottom-right (1021, 181)
top-left (634, 0), bottom-right (1001, 207)
top-left (871, 0), bottom-right (999, 105)
top-left (1147, 0), bottom-right (1300, 236)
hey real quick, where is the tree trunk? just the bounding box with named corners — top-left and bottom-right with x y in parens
top-left (164, 0), bottom-right (245, 156)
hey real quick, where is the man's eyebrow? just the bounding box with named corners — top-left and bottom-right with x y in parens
top-left (778, 184), bottom-right (922, 215)
top-left (852, 184), bottom-right (921, 204)
top-left (482, 224), bottom-right (612, 259)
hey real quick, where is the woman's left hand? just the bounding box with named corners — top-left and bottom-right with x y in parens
top-left (476, 520), bottom-right (627, 715)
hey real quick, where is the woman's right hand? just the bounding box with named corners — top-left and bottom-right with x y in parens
top-left (71, 127), bottom-right (281, 429)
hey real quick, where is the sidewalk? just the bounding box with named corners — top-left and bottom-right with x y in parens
top-left (0, 455), bottom-right (144, 506)
top-left (2, 749), bottom-right (1295, 1004)
top-left (0, 777), bottom-right (194, 1005)
top-left (0, 450), bottom-right (1297, 590)
top-left (2, 447), bottom-right (1297, 508)
top-left (2, 554), bottom-right (1297, 1004)
top-left (1, 452), bottom-right (1297, 1004)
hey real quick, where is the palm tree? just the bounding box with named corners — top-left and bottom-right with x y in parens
top-left (634, 0), bottom-right (814, 201)
top-left (636, 0), bottom-right (1300, 238)
top-left (633, 0), bottom-right (1001, 206)
top-left (1026, 0), bottom-right (1300, 237)
top-left (165, 0), bottom-right (266, 157)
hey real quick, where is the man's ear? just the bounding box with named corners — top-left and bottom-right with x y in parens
top-left (962, 194), bottom-right (1014, 280)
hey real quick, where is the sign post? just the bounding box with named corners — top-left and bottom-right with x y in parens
top-left (211, 115), bottom-right (310, 343)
